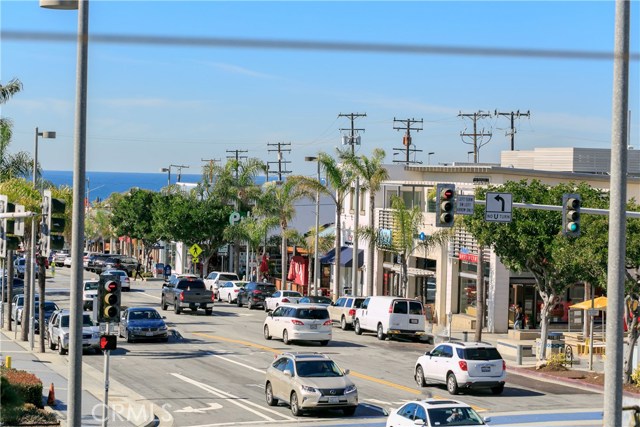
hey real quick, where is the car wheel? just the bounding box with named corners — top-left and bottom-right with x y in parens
top-left (341, 316), bottom-right (348, 331)
top-left (342, 406), bottom-right (357, 416)
top-left (377, 323), bottom-right (386, 340)
top-left (319, 340), bottom-right (329, 346)
top-left (354, 320), bottom-right (362, 335)
top-left (265, 382), bottom-right (277, 406)
top-left (174, 303), bottom-right (181, 315)
top-left (58, 339), bottom-right (67, 355)
top-left (283, 329), bottom-right (290, 345)
top-left (205, 309), bottom-right (213, 316)
top-left (491, 384), bottom-right (505, 395)
top-left (227, 295), bottom-right (232, 304)
top-left (264, 304), bottom-right (269, 312)
top-left (415, 365), bottom-right (426, 387)
top-left (237, 297), bottom-right (243, 307)
top-left (161, 297), bottom-right (167, 311)
top-left (264, 325), bottom-right (271, 340)
top-left (126, 330), bottom-right (133, 343)
top-left (118, 327), bottom-right (123, 338)
top-left (446, 373), bottom-right (459, 395)
top-left (247, 301), bottom-right (253, 310)
top-left (160, 337), bottom-right (169, 343)
top-left (289, 391), bottom-right (302, 416)
top-left (49, 334), bottom-right (56, 350)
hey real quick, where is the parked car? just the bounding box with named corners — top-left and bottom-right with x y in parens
top-left (46, 309), bottom-right (101, 355)
top-left (63, 254), bottom-right (72, 268)
top-left (354, 296), bottom-right (425, 341)
top-left (203, 271), bottom-right (240, 298)
top-left (236, 281), bottom-right (277, 310)
top-left (54, 251), bottom-right (69, 267)
top-left (33, 301), bottom-right (60, 334)
top-left (414, 342), bottom-right (506, 395)
top-left (385, 398), bottom-right (489, 426)
top-left (1, 276), bottom-right (25, 301)
top-left (328, 296), bottom-right (366, 330)
top-left (102, 269), bottom-right (131, 291)
top-left (161, 277), bottom-right (214, 315)
top-left (263, 304), bottom-right (332, 346)
top-left (13, 258), bottom-right (39, 279)
top-left (265, 352), bottom-right (358, 416)
top-left (299, 296), bottom-right (333, 306)
top-left (82, 279), bottom-right (100, 310)
top-left (12, 293), bottom-right (39, 324)
top-left (217, 280), bottom-right (249, 303)
top-left (264, 290), bottom-right (303, 312)
top-left (119, 307), bottom-right (169, 343)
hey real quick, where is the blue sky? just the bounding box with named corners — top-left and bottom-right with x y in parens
top-left (2, 1), bottom-right (638, 175)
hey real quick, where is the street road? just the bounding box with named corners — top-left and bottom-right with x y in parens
top-left (36, 268), bottom-right (605, 426)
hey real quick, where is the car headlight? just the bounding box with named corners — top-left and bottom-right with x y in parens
top-left (344, 385), bottom-right (357, 394)
top-left (159, 325), bottom-right (168, 331)
top-left (300, 385), bottom-right (317, 393)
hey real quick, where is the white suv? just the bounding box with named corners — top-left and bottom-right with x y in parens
top-left (263, 304), bottom-right (332, 346)
top-left (414, 342), bottom-right (506, 395)
top-left (203, 271), bottom-right (239, 298)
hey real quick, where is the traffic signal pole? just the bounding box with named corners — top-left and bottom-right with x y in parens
top-left (102, 324), bottom-right (111, 427)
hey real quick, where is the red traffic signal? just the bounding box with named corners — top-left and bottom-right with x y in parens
top-left (436, 183), bottom-right (456, 227)
top-left (99, 335), bottom-right (117, 351)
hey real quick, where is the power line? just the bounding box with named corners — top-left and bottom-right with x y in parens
top-left (392, 117), bottom-right (423, 165)
top-left (338, 113), bottom-right (366, 154)
top-left (494, 110), bottom-right (531, 151)
top-left (226, 150), bottom-right (248, 180)
top-left (267, 142), bottom-right (292, 183)
top-left (459, 111), bottom-right (493, 163)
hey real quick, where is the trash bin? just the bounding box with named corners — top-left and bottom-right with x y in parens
top-left (535, 332), bottom-right (565, 358)
top-left (462, 331), bottom-right (469, 342)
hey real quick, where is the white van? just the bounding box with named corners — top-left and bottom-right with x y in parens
top-left (354, 296), bottom-right (425, 341)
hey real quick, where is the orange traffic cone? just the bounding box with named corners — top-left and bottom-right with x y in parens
top-left (47, 383), bottom-right (55, 406)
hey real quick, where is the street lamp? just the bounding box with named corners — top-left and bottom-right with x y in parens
top-left (305, 156), bottom-right (320, 296)
top-left (160, 167), bottom-right (171, 186)
top-left (427, 152), bottom-right (435, 165)
top-left (29, 128), bottom-right (55, 350)
top-left (468, 151), bottom-right (474, 163)
top-left (39, 2), bottom-right (88, 426)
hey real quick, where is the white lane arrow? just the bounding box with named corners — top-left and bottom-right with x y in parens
top-left (174, 402), bottom-right (223, 413)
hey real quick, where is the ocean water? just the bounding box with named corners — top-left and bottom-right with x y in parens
top-left (43, 170), bottom-right (271, 203)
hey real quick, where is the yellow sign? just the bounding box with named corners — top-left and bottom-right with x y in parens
top-left (189, 244), bottom-right (202, 258)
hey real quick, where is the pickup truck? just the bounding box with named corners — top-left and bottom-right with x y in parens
top-left (161, 278), bottom-right (214, 315)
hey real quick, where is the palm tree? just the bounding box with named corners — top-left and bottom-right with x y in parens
top-left (343, 148), bottom-right (388, 296)
top-left (254, 179), bottom-right (306, 290)
top-left (1, 79), bottom-right (32, 181)
top-left (292, 151), bottom-right (357, 300)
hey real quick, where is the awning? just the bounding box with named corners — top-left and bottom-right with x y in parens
top-left (320, 247), bottom-right (364, 268)
top-left (569, 296), bottom-right (607, 310)
top-left (382, 262), bottom-right (435, 277)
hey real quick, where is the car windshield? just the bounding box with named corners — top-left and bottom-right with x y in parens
top-left (295, 360), bottom-right (343, 377)
top-left (84, 282), bottom-right (99, 290)
top-left (427, 407), bottom-right (485, 426)
top-left (257, 285), bottom-right (276, 292)
top-left (219, 274), bottom-right (238, 281)
top-left (129, 310), bottom-right (161, 320)
top-left (36, 302), bottom-right (58, 311)
top-left (295, 308), bottom-right (329, 320)
top-left (61, 314), bottom-right (94, 328)
top-left (177, 280), bottom-right (205, 290)
top-left (461, 347), bottom-right (503, 361)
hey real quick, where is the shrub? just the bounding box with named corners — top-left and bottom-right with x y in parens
top-left (546, 352), bottom-right (567, 369)
top-left (0, 366), bottom-right (44, 408)
top-left (1, 376), bottom-right (24, 424)
top-left (631, 365), bottom-right (640, 386)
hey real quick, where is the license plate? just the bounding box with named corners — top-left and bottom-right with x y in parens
top-left (481, 366), bottom-right (491, 372)
top-left (146, 332), bottom-right (154, 336)
top-left (328, 397), bottom-right (339, 404)
top-left (310, 324), bottom-right (318, 329)
top-left (410, 319), bottom-right (418, 324)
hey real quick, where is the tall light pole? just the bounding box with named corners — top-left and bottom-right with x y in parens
top-left (29, 128), bottom-right (55, 350)
top-left (427, 152), bottom-right (435, 165)
top-left (160, 166), bottom-right (171, 186)
top-left (467, 151), bottom-right (474, 163)
top-left (40, 2), bottom-right (88, 426)
top-left (305, 156), bottom-right (321, 296)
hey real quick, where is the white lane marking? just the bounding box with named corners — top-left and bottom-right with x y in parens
top-left (175, 403), bottom-right (223, 413)
top-left (138, 292), bottom-right (161, 300)
top-left (210, 354), bottom-right (266, 374)
top-left (171, 373), bottom-right (296, 421)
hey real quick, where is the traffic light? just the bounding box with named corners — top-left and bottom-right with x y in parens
top-left (562, 193), bottom-right (581, 237)
top-left (97, 274), bottom-right (121, 323)
top-left (42, 189), bottom-right (66, 255)
top-left (99, 334), bottom-right (117, 351)
top-left (435, 183), bottom-right (456, 227)
top-left (0, 195), bottom-right (20, 258)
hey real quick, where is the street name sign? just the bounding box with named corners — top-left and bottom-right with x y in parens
top-left (485, 192), bottom-right (513, 223)
top-left (456, 195), bottom-right (475, 215)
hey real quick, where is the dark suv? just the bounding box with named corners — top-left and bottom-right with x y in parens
top-left (102, 255), bottom-right (138, 276)
top-left (237, 282), bottom-right (277, 309)
top-left (87, 253), bottom-right (109, 273)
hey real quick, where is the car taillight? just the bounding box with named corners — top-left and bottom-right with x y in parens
top-left (458, 361), bottom-right (468, 371)
top-left (282, 298), bottom-right (289, 303)
top-left (291, 319), bottom-right (304, 325)
top-left (179, 293), bottom-right (184, 301)
top-left (253, 290), bottom-right (262, 295)
top-left (388, 303), bottom-right (393, 313)
top-left (502, 360), bottom-right (506, 371)
top-left (211, 293), bottom-right (216, 302)
top-left (234, 289), bottom-right (239, 293)
top-left (348, 309), bottom-right (356, 317)
top-left (323, 320), bottom-right (332, 326)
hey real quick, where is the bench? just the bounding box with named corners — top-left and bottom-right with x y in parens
top-left (497, 339), bottom-right (534, 362)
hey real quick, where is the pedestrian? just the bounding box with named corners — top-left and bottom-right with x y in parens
top-left (514, 304), bottom-right (524, 330)
top-left (133, 258), bottom-right (144, 281)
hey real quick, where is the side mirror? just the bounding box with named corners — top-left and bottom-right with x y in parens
top-left (283, 369), bottom-right (292, 377)
top-left (162, 316), bottom-right (167, 319)
top-left (483, 417), bottom-right (492, 423)
top-left (424, 351), bottom-right (431, 356)
top-left (413, 419), bottom-right (425, 426)
top-left (343, 369), bottom-right (350, 375)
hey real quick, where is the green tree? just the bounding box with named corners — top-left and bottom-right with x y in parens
top-left (292, 151), bottom-right (357, 300)
top-left (224, 214), bottom-right (277, 280)
top-left (343, 148), bottom-right (389, 296)
top-left (0, 79), bottom-right (32, 182)
top-left (462, 180), bottom-right (606, 360)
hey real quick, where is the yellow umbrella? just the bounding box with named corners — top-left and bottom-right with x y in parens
top-left (569, 296), bottom-right (608, 310)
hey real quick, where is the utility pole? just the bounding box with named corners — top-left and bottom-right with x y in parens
top-left (225, 150), bottom-right (248, 274)
top-left (226, 150), bottom-right (248, 180)
top-left (392, 117), bottom-right (423, 165)
top-left (494, 110), bottom-right (531, 151)
top-left (267, 142), bottom-right (292, 183)
top-left (339, 112), bottom-right (366, 297)
top-left (170, 164), bottom-right (190, 183)
top-left (459, 111), bottom-right (493, 163)
top-left (201, 158), bottom-right (220, 183)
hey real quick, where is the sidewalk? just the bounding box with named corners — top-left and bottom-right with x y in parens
top-left (1, 330), bottom-right (172, 427)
